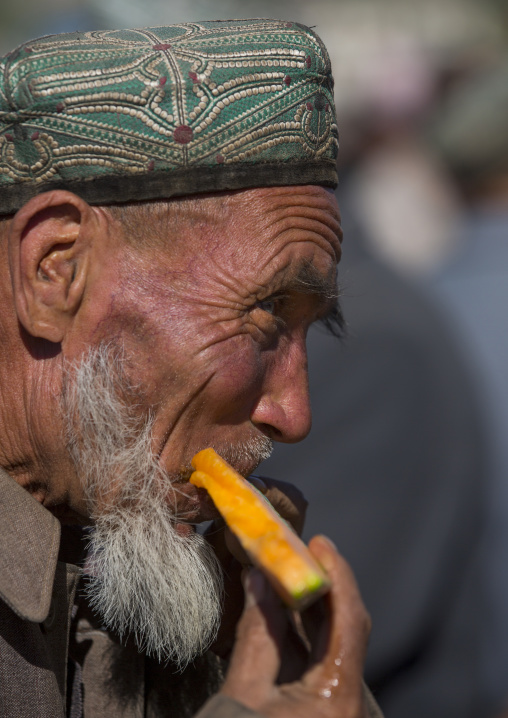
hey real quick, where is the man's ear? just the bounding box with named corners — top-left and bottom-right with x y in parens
top-left (9, 191), bottom-right (97, 344)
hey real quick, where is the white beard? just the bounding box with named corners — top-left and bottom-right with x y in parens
top-left (61, 346), bottom-right (229, 668)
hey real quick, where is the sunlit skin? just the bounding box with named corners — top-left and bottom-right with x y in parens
top-left (0, 185), bottom-right (374, 717)
top-left (0, 185), bottom-right (341, 527)
top-left (102, 187), bottom-right (341, 526)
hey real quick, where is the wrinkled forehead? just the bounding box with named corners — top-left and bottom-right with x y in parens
top-left (145, 185), bottom-right (342, 267)
top-left (222, 185), bottom-right (342, 261)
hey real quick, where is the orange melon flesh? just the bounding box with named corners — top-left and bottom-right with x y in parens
top-left (190, 448), bottom-right (331, 611)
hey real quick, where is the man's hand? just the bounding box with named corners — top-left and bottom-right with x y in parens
top-left (253, 475), bottom-right (308, 535)
top-left (205, 477), bottom-right (307, 658)
top-left (220, 536), bottom-right (371, 718)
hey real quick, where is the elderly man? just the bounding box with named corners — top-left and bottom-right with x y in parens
top-left (0, 20), bottom-right (380, 718)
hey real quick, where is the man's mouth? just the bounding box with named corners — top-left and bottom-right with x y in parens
top-left (165, 437), bottom-right (273, 527)
top-left (169, 480), bottom-right (220, 525)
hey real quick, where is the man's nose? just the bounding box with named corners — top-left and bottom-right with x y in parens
top-left (250, 337), bottom-right (312, 443)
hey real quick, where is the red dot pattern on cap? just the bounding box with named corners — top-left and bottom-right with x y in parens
top-left (174, 125), bottom-right (193, 144)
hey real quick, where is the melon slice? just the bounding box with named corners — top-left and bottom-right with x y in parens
top-left (190, 448), bottom-right (331, 611)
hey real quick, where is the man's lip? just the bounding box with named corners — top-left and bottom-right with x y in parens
top-left (169, 481), bottom-right (220, 523)
top-left (193, 486), bottom-right (221, 521)
top-left (166, 450), bottom-right (266, 523)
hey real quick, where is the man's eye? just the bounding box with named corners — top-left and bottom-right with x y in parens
top-left (255, 298), bottom-right (277, 315)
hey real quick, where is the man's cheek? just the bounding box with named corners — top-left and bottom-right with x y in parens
top-left (206, 347), bottom-right (265, 415)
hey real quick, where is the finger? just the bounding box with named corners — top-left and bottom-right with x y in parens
top-left (302, 536), bottom-right (371, 700)
top-left (300, 590), bottom-right (330, 665)
top-left (276, 611), bottom-right (313, 684)
top-left (221, 569), bottom-right (287, 702)
top-left (225, 528), bottom-right (250, 565)
top-left (248, 475), bottom-right (268, 494)
top-left (255, 476), bottom-right (308, 535)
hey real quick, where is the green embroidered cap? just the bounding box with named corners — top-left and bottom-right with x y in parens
top-left (0, 19), bottom-right (338, 215)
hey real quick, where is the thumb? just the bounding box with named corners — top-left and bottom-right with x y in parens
top-left (221, 569), bottom-right (285, 701)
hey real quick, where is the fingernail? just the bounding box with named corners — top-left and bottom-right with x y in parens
top-left (248, 476), bottom-right (268, 494)
top-left (316, 534), bottom-right (338, 552)
top-left (244, 569), bottom-right (266, 607)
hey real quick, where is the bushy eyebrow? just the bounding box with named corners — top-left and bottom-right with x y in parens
top-left (286, 262), bottom-right (346, 339)
top-left (319, 301), bottom-right (346, 339)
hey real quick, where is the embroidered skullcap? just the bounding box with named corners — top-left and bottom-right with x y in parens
top-left (0, 20), bottom-right (338, 215)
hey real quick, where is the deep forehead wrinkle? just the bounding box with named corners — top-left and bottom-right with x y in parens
top-left (245, 186), bottom-right (343, 256)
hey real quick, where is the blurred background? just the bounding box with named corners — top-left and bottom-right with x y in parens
top-left (3, 1), bottom-right (508, 717)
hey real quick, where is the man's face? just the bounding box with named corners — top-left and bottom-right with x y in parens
top-left (66, 185), bottom-right (342, 527)
top-left (57, 184), bottom-right (341, 665)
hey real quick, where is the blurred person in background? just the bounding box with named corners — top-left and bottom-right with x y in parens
top-left (338, 39), bottom-right (463, 277)
top-left (260, 39), bottom-right (491, 718)
top-left (261, 199), bottom-right (488, 718)
top-left (429, 56), bottom-right (508, 718)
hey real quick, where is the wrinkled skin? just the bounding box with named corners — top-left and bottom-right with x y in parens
top-left (222, 536), bottom-right (372, 718)
top-left (1, 184), bottom-right (372, 717)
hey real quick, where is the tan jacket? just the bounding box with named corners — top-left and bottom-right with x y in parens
top-left (0, 470), bottom-right (382, 717)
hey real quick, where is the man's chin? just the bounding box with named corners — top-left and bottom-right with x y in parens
top-left (85, 507), bottom-right (224, 667)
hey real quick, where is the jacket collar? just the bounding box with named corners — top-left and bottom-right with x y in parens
top-left (0, 468), bottom-right (61, 622)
